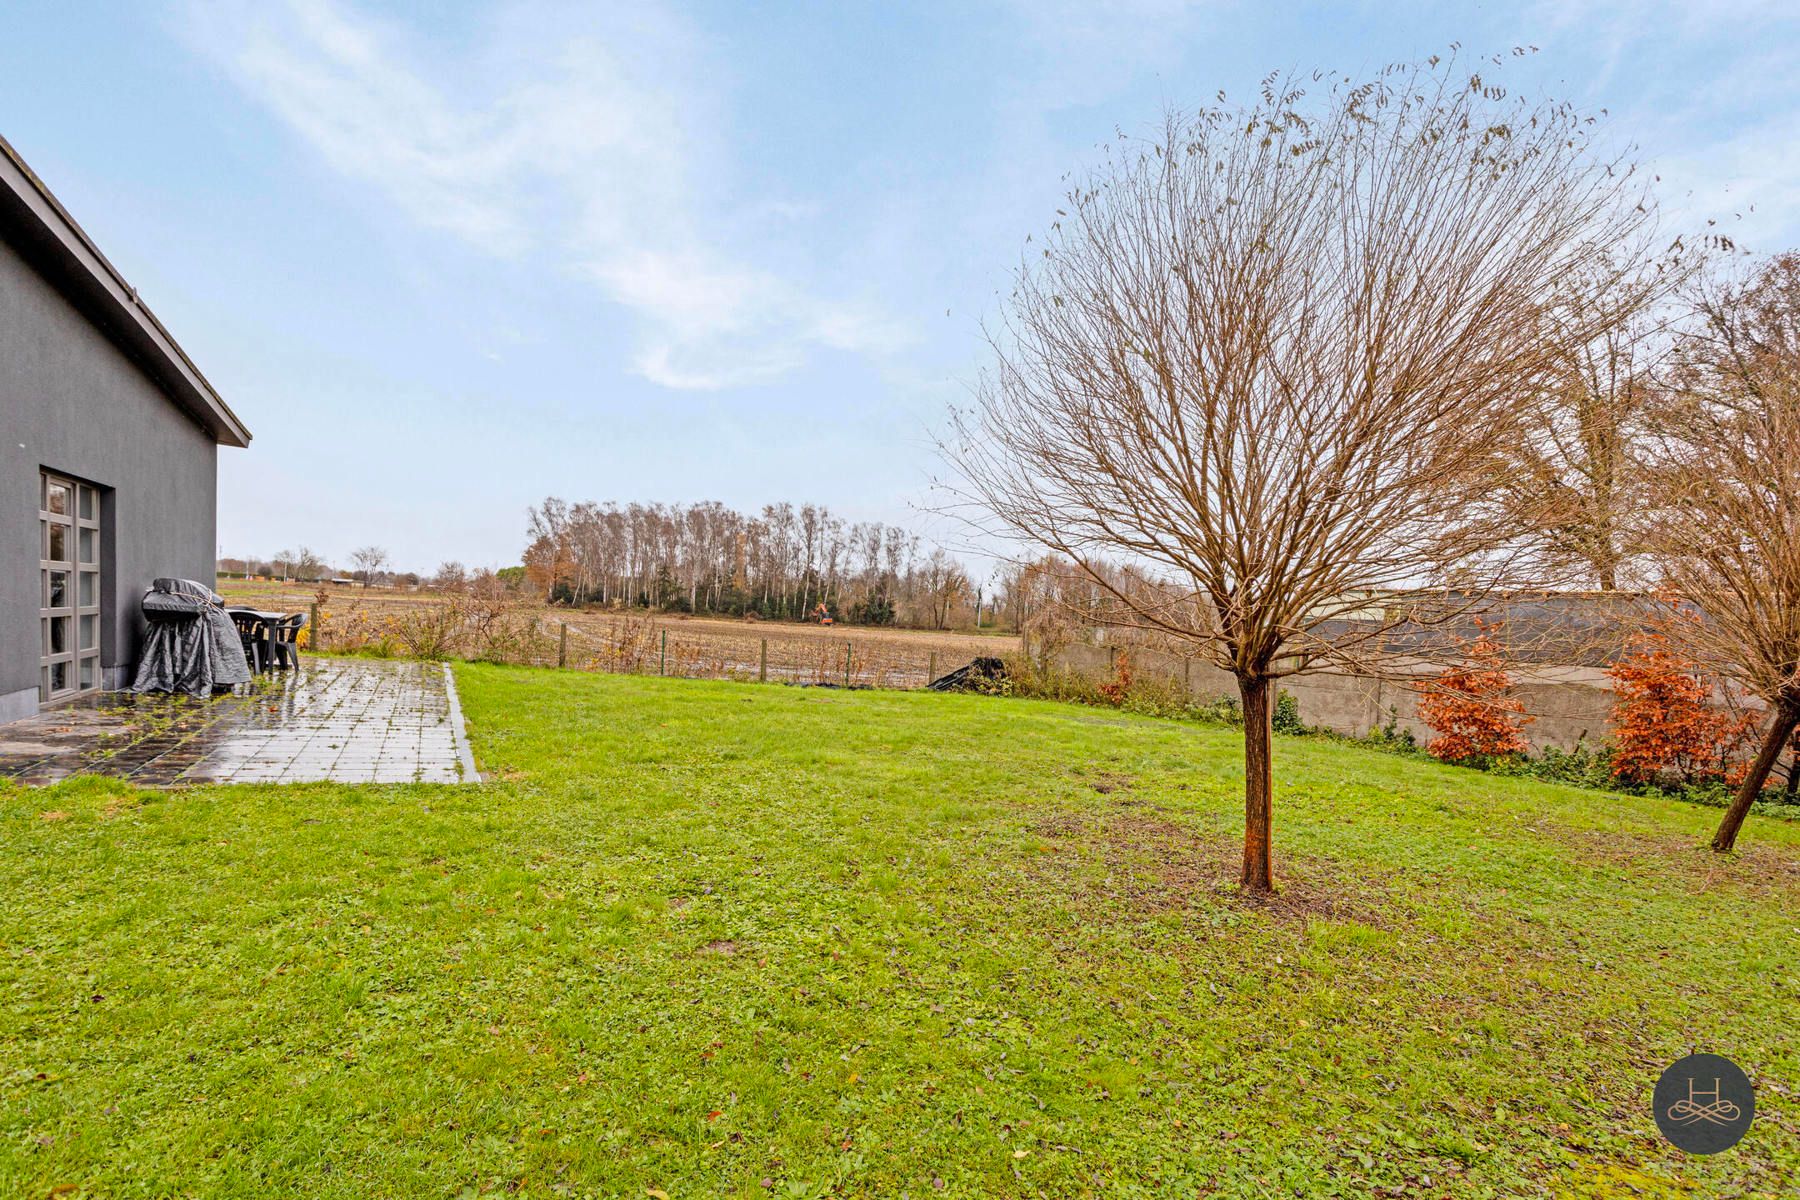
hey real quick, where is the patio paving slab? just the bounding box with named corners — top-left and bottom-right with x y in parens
top-left (0, 658), bottom-right (477, 786)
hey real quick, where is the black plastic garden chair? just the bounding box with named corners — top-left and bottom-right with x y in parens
top-left (270, 613), bottom-right (307, 670)
top-left (228, 609), bottom-right (267, 673)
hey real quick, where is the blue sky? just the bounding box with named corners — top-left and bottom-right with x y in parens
top-left (4, 1), bottom-right (1797, 574)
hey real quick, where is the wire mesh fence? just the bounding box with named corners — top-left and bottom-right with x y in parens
top-left (295, 590), bottom-right (998, 690)
top-left (548, 616), bottom-right (943, 688)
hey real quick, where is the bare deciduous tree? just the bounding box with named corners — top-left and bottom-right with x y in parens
top-left (351, 545), bottom-right (390, 589)
top-left (947, 57), bottom-right (1666, 892)
top-left (433, 560), bottom-right (469, 591)
top-left (918, 548), bottom-right (972, 631)
top-left (1643, 253), bottom-right (1800, 852)
top-left (294, 547), bottom-right (327, 583)
top-left (1498, 264), bottom-right (1686, 590)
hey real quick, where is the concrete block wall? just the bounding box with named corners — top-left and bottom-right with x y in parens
top-left (1047, 643), bottom-right (1620, 752)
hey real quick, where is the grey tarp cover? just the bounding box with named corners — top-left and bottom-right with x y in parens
top-left (131, 578), bottom-right (252, 695)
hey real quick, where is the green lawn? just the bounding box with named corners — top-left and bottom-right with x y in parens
top-left (3, 666), bottom-right (1796, 1198)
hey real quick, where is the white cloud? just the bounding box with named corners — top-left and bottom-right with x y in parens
top-left (182, 0), bottom-right (905, 389)
top-left (1513, 0), bottom-right (1800, 254)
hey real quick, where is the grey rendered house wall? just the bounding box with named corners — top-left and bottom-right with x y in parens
top-left (0, 234), bottom-right (217, 722)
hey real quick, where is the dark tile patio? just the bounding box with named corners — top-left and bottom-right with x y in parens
top-left (0, 658), bottom-right (477, 785)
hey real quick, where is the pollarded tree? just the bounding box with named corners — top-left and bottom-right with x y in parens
top-left (1643, 253), bottom-right (1800, 852)
top-left (947, 55), bottom-right (1667, 892)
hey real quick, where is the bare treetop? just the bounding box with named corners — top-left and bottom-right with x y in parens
top-left (1496, 254), bottom-right (1694, 592)
top-left (952, 56), bottom-right (1669, 681)
top-left (1650, 255), bottom-right (1800, 702)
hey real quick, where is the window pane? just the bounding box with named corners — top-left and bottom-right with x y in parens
top-left (48, 570), bottom-right (68, 608)
top-left (79, 571), bottom-right (97, 607)
top-left (80, 614), bottom-right (97, 650)
top-left (46, 483), bottom-right (69, 515)
top-left (78, 486), bottom-right (94, 520)
top-left (79, 527), bottom-right (96, 564)
top-left (50, 661), bottom-right (67, 693)
top-left (48, 523), bottom-right (67, 563)
top-left (79, 656), bottom-right (96, 689)
top-left (50, 616), bottom-right (69, 654)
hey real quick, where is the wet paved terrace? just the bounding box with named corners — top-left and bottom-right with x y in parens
top-left (0, 658), bottom-right (477, 785)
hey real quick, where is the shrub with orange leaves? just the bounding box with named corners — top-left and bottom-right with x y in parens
top-left (1097, 651), bottom-right (1133, 706)
top-left (1417, 623), bottom-right (1533, 763)
top-left (1608, 631), bottom-right (1759, 786)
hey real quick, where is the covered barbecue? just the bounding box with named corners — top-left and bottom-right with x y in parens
top-left (130, 578), bottom-right (251, 695)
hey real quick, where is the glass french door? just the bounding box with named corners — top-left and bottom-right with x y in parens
top-left (39, 471), bottom-right (101, 703)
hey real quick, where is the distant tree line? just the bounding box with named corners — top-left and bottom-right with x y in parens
top-left (521, 498), bottom-right (980, 629)
top-left (218, 547), bottom-right (335, 582)
top-left (220, 545), bottom-right (416, 589)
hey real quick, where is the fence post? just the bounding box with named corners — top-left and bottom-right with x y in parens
top-left (845, 641), bottom-right (852, 687)
top-left (927, 651), bottom-right (936, 688)
top-left (660, 629), bottom-right (667, 676)
top-left (759, 638), bottom-right (768, 683)
top-left (309, 602), bottom-right (320, 651)
top-left (558, 622), bottom-right (568, 669)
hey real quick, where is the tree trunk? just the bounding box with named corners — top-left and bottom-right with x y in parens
top-left (1713, 702), bottom-right (1800, 852)
top-left (1238, 674), bottom-right (1274, 893)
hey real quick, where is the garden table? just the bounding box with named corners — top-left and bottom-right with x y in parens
top-left (225, 607), bottom-right (301, 673)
